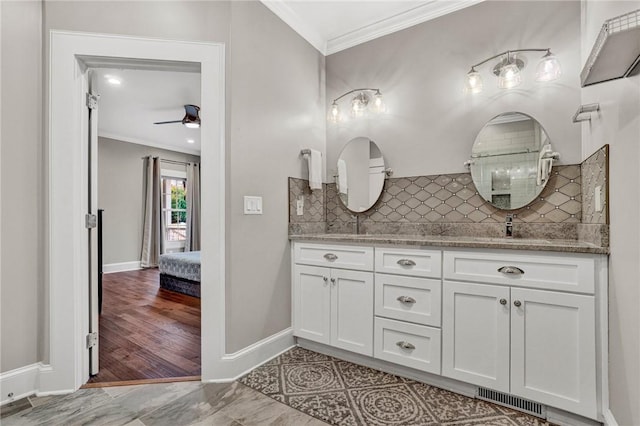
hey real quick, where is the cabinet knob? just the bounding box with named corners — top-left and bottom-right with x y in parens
top-left (396, 341), bottom-right (415, 350)
top-left (513, 300), bottom-right (522, 307)
top-left (499, 298), bottom-right (507, 305)
top-left (323, 276), bottom-right (328, 283)
top-left (397, 258), bottom-right (416, 267)
top-left (330, 277), bottom-right (336, 285)
top-left (324, 253), bottom-right (338, 261)
top-left (397, 296), bottom-right (417, 305)
top-left (498, 266), bottom-right (525, 275)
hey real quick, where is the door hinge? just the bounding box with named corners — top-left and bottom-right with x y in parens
top-left (85, 214), bottom-right (97, 229)
top-left (86, 93), bottom-right (100, 110)
top-left (86, 332), bottom-right (98, 349)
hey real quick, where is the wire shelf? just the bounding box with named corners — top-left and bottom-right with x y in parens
top-left (581, 9), bottom-right (640, 87)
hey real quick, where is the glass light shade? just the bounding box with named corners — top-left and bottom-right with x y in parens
top-left (535, 53), bottom-right (562, 82)
top-left (465, 70), bottom-right (483, 94)
top-left (371, 92), bottom-right (385, 113)
top-left (184, 122), bottom-right (200, 128)
top-left (351, 97), bottom-right (365, 117)
top-left (328, 103), bottom-right (340, 123)
top-left (498, 62), bottom-right (521, 89)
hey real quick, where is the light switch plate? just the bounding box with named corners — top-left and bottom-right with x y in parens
top-left (296, 196), bottom-right (304, 216)
top-left (594, 186), bottom-right (603, 212)
top-left (244, 196), bottom-right (263, 215)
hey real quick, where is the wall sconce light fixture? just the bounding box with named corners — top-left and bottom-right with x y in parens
top-left (328, 88), bottom-right (385, 123)
top-left (465, 48), bottom-right (561, 93)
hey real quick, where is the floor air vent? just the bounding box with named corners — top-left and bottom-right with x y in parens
top-left (476, 387), bottom-right (546, 418)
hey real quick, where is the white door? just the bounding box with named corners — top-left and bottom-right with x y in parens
top-left (293, 265), bottom-right (331, 344)
top-left (87, 71), bottom-right (100, 376)
top-left (442, 281), bottom-right (510, 392)
top-left (510, 288), bottom-right (597, 418)
top-left (330, 269), bottom-right (374, 356)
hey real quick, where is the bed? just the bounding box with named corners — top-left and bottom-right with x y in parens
top-left (158, 251), bottom-right (201, 298)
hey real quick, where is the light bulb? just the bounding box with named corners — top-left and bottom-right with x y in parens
top-left (465, 69), bottom-right (483, 94)
top-left (498, 62), bottom-right (521, 89)
top-left (535, 51), bottom-right (562, 82)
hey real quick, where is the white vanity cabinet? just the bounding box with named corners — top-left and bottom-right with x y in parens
top-left (293, 243), bottom-right (374, 356)
top-left (291, 240), bottom-right (607, 422)
top-left (442, 249), bottom-right (600, 420)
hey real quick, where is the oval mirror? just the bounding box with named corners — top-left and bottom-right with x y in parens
top-left (336, 137), bottom-right (386, 213)
top-left (469, 112), bottom-right (556, 210)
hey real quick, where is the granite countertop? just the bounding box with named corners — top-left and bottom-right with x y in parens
top-left (289, 233), bottom-right (609, 254)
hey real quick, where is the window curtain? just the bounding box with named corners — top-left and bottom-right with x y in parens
top-left (185, 162), bottom-right (201, 251)
top-left (140, 156), bottom-right (164, 267)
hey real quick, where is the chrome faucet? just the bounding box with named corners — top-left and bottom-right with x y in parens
top-left (505, 214), bottom-right (514, 238)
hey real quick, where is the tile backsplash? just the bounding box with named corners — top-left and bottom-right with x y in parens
top-left (289, 145), bottom-right (609, 240)
top-left (581, 145), bottom-right (608, 224)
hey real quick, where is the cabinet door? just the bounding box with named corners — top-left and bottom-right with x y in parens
top-left (442, 281), bottom-right (510, 392)
top-left (331, 269), bottom-right (374, 356)
top-left (293, 265), bottom-right (330, 345)
top-left (510, 288), bottom-right (596, 419)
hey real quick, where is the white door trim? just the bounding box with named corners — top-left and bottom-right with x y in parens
top-left (47, 31), bottom-right (226, 392)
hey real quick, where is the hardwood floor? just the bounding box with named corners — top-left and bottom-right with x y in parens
top-left (87, 268), bottom-right (201, 384)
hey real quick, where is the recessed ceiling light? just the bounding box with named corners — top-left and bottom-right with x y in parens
top-left (107, 77), bottom-right (121, 85)
top-left (187, 139), bottom-right (195, 144)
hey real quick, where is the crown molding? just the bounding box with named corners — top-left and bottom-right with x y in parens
top-left (260, 0), bottom-right (327, 54)
top-left (326, 0), bottom-right (485, 55)
top-left (99, 131), bottom-right (202, 156)
top-left (261, 0), bottom-right (483, 57)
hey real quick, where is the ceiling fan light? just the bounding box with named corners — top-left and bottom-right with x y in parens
top-left (498, 62), bottom-right (521, 89)
top-left (184, 122), bottom-right (200, 129)
top-left (465, 69), bottom-right (483, 94)
top-left (535, 51), bottom-right (562, 82)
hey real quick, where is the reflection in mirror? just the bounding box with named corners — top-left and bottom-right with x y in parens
top-left (337, 137), bottom-right (386, 213)
top-left (469, 112), bottom-right (557, 210)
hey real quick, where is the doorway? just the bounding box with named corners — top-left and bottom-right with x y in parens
top-left (85, 65), bottom-right (204, 384)
top-left (47, 32), bottom-right (225, 392)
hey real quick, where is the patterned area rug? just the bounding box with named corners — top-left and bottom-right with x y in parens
top-left (240, 347), bottom-right (553, 426)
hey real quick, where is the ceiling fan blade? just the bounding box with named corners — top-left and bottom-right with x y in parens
top-left (153, 120), bottom-right (182, 125)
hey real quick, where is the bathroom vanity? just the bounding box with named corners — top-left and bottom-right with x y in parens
top-left (290, 237), bottom-right (608, 423)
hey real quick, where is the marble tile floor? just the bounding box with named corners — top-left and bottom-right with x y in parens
top-left (0, 380), bottom-right (328, 426)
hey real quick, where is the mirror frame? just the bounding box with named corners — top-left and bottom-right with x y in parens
top-left (336, 137), bottom-right (386, 213)
top-left (468, 112), bottom-right (554, 211)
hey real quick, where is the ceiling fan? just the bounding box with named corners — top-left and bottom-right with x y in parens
top-left (154, 104), bottom-right (201, 128)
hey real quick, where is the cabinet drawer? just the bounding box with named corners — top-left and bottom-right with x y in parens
top-left (374, 317), bottom-right (441, 374)
top-left (294, 242), bottom-right (373, 271)
top-left (443, 250), bottom-right (595, 294)
top-left (375, 274), bottom-right (441, 327)
top-left (375, 247), bottom-right (442, 278)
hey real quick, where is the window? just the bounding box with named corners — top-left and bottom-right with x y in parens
top-left (161, 172), bottom-right (187, 250)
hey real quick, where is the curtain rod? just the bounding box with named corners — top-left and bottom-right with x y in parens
top-left (140, 156), bottom-right (196, 166)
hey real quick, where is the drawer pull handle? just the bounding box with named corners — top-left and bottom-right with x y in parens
top-left (397, 259), bottom-right (416, 267)
top-left (499, 298), bottom-right (507, 305)
top-left (324, 253), bottom-right (338, 261)
top-left (498, 266), bottom-right (524, 275)
top-left (513, 300), bottom-right (522, 307)
top-left (397, 296), bottom-right (417, 305)
top-left (396, 341), bottom-right (415, 350)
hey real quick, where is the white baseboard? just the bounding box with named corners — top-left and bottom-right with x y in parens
top-left (204, 328), bottom-right (295, 383)
top-left (0, 363), bottom-right (42, 406)
top-left (103, 261), bottom-right (142, 273)
top-left (603, 409), bottom-right (619, 426)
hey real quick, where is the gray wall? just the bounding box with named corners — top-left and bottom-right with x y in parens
top-left (325, 1), bottom-right (582, 180)
top-left (1, 0), bottom-right (325, 373)
top-left (226, 1), bottom-right (325, 352)
top-left (98, 138), bottom-right (200, 265)
top-left (0, 0), bottom-right (43, 372)
top-left (581, 3), bottom-right (640, 425)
